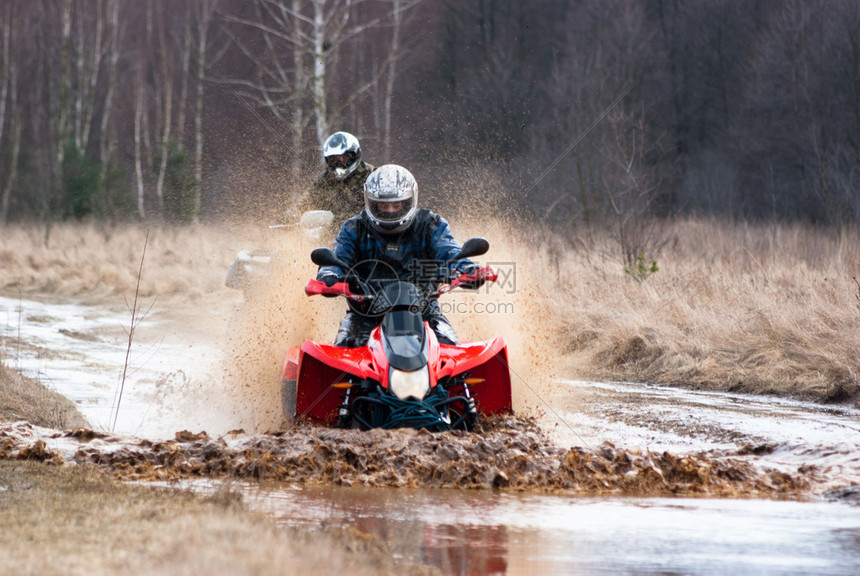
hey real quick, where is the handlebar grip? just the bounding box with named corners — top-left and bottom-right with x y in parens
top-left (442, 266), bottom-right (498, 292)
top-left (305, 278), bottom-right (349, 295)
top-left (459, 266), bottom-right (497, 283)
top-left (474, 265), bottom-right (498, 283)
top-left (304, 278), bottom-right (366, 301)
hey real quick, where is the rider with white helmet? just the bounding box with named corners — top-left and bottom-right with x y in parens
top-left (363, 162), bottom-right (419, 234)
top-left (304, 131), bottom-right (375, 222)
top-left (316, 164), bottom-right (482, 347)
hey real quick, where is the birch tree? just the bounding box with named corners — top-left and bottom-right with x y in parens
top-left (382, 0), bottom-right (410, 161)
top-left (97, 0), bottom-right (120, 197)
top-left (222, 0), bottom-right (394, 170)
top-left (134, 71), bottom-right (146, 219)
top-left (154, 0), bottom-right (174, 214)
top-left (192, 0), bottom-right (219, 218)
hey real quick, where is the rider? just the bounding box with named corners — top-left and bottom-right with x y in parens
top-left (315, 164), bottom-right (483, 347)
top-left (227, 132), bottom-right (371, 294)
top-left (303, 131), bottom-right (375, 222)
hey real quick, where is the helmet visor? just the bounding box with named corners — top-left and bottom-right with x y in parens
top-left (368, 199), bottom-right (412, 223)
top-left (325, 151), bottom-right (357, 170)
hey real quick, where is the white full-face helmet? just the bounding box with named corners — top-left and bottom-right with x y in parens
top-left (323, 131), bottom-right (361, 180)
top-left (363, 164), bottom-right (418, 234)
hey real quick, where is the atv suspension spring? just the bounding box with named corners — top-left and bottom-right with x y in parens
top-left (461, 377), bottom-right (478, 417)
top-left (336, 385), bottom-right (353, 429)
top-left (430, 395), bottom-right (475, 429)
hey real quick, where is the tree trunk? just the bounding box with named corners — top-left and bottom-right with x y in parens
top-left (177, 2), bottom-right (192, 145)
top-left (134, 75), bottom-right (146, 219)
top-left (312, 0), bottom-right (328, 149)
top-left (81, 0), bottom-right (105, 152)
top-left (383, 0), bottom-right (403, 162)
top-left (57, 0), bottom-right (72, 168)
top-left (73, 2), bottom-right (84, 150)
top-left (0, 2), bottom-right (10, 148)
top-left (156, 76), bottom-right (172, 215)
top-left (98, 0), bottom-right (120, 193)
top-left (193, 2), bottom-right (215, 220)
top-left (155, 5), bottom-right (172, 215)
top-left (1, 63), bottom-right (19, 225)
top-left (292, 0), bottom-right (307, 174)
top-left (50, 0), bottom-right (74, 229)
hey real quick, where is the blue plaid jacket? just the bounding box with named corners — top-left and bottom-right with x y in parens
top-left (317, 209), bottom-right (475, 288)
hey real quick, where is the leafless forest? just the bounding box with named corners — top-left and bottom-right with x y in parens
top-left (0, 0), bottom-right (858, 233)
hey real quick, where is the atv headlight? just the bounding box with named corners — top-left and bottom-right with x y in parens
top-left (389, 366), bottom-right (430, 401)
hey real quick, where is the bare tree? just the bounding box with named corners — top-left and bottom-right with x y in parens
top-left (154, 0), bottom-right (174, 214)
top-left (0, 69), bottom-right (20, 225)
top-left (0, 2), bottom-right (11, 153)
top-left (176, 2), bottom-right (193, 144)
top-left (602, 105), bottom-right (668, 276)
top-left (193, 0), bottom-right (219, 218)
top-left (97, 0), bottom-right (120, 195)
top-left (134, 71), bottom-right (146, 219)
top-left (0, 2), bottom-right (20, 224)
top-left (382, 0), bottom-right (405, 161)
top-left (71, 0), bottom-right (110, 152)
top-left (737, 0), bottom-right (860, 223)
top-left (221, 0), bottom-right (395, 166)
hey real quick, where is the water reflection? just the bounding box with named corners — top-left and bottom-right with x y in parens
top-left (247, 484), bottom-right (509, 575)
top-left (235, 482), bottom-right (860, 575)
top-left (419, 525), bottom-right (508, 576)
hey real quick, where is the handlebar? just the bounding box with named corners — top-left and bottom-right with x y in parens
top-left (304, 265), bottom-right (498, 301)
top-left (435, 266), bottom-right (498, 296)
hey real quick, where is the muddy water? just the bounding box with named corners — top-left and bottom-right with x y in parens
top-left (236, 484), bottom-right (860, 575)
top-left (0, 294), bottom-right (251, 438)
top-left (3, 295), bottom-right (860, 574)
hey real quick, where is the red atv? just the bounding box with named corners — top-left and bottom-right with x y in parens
top-left (281, 238), bottom-right (513, 430)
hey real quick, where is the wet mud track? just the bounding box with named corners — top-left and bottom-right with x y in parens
top-left (1, 416), bottom-right (807, 499)
top-left (550, 379), bottom-right (860, 497)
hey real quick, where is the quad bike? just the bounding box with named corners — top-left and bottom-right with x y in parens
top-left (280, 238), bottom-right (513, 430)
top-left (225, 210), bottom-right (335, 295)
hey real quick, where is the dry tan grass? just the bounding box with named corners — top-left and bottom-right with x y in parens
top-left (557, 218), bottom-right (860, 404)
top-left (0, 221), bottom-right (254, 303)
top-left (0, 460), bottom-right (437, 576)
top-left (0, 360), bottom-right (88, 429)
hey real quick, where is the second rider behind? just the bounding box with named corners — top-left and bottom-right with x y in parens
top-left (316, 164), bottom-right (483, 347)
top-left (304, 131), bottom-right (375, 222)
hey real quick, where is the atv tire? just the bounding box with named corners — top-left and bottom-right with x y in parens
top-left (282, 379), bottom-right (297, 420)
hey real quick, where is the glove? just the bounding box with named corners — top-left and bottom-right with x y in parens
top-left (456, 264), bottom-right (486, 290)
top-left (316, 272), bottom-right (342, 287)
top-left (458, 263), bottom-right (478, 275)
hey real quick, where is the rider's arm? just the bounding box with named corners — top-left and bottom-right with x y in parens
top-left (430, 214), bottom-right (477, 275)
top-left (318, 217), bottom-right (359, 281)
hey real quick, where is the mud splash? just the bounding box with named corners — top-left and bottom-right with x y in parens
top-left (0, 418), bottom-right (807, 499)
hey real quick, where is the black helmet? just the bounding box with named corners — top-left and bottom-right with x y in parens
top-left (363, 164), bottom-right (418, 234)
top-left (323, 131), bottom-right (361, 181)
